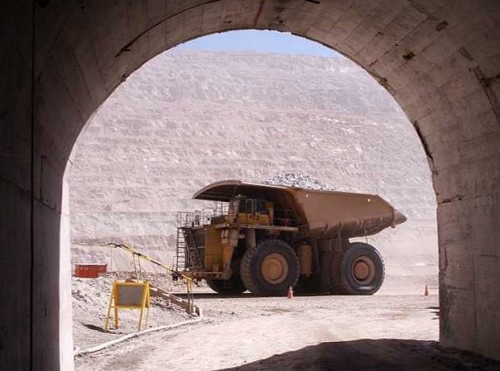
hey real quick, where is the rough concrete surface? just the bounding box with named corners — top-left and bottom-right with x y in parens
top-left (2, 1), bottom-right (500, 369)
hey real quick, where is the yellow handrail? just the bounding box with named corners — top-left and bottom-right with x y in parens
top-left (105, 242), bottom-right (195, 312)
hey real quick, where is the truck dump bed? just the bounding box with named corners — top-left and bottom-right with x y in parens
top-left (193, 180), bottom-right (406, 238)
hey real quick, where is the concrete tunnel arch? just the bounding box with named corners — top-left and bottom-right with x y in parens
top-left (1, 1), bottom-right (500, 369)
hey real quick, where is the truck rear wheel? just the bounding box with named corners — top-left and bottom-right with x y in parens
top-left (332, 242), bottom-right (384, 295)
top-left (240, 239), bottom-right (300, 296)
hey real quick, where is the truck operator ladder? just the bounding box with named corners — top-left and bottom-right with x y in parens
top-left (182, 227), bottom-right (204, 268)
top-left (175, 227), bottom-right (186, 271)
top-left (176, 211), bottom-right (205, 270)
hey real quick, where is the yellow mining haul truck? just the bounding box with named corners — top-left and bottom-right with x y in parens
top-left (175, 180), bottom-right (407, 296)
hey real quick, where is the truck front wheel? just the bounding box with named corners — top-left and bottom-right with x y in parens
top-left (240, 239), bottom-right (300, 296)
top-left (332, 242), bottom-right (385, 295)
top-left (206, 259), bottom-right (246, 295)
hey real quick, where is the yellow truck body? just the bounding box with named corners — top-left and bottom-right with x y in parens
top-left (176, 180), bottom-right (406, 296)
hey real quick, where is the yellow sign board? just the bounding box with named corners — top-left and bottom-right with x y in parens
top-left (104, 280), bottom-right (150, 332)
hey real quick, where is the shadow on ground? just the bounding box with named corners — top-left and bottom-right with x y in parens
top-left (83, 323), bottom-right (108, 333)
top-left (219, 339), bottom-right (500, 371)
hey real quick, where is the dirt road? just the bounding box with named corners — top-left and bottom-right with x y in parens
top-left (75, 282), bottom-right (499, 370)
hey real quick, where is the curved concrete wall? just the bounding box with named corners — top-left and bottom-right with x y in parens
top-left (1, 0), bottom-right (499, 369)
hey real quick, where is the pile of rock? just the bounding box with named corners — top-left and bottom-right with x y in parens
top-left (263, 172), bottom-right (335, 191)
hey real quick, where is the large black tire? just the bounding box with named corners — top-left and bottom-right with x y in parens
top-left (206, 258), bottom-right (246, 295)
top-left (240, 239), bottom-right (300, 296)
top-left (331, 242), bottom-right (385, 295)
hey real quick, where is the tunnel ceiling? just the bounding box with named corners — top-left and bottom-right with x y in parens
top-left (29, 0), bottom-right (500, 206)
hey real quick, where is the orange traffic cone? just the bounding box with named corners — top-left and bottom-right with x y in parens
top-left (424, 285), bottom-right (429, 296)
top-left (287, 286), bottom-right (294, 299)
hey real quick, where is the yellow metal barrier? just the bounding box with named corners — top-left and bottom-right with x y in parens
top-left (104, 280), bottom-right (150, 332)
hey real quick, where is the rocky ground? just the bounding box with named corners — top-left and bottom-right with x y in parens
top-left (75, 279), bottom-right (500, 371)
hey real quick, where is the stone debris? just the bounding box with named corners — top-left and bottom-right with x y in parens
top-left (263, 172), bottom-right (335, 191)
